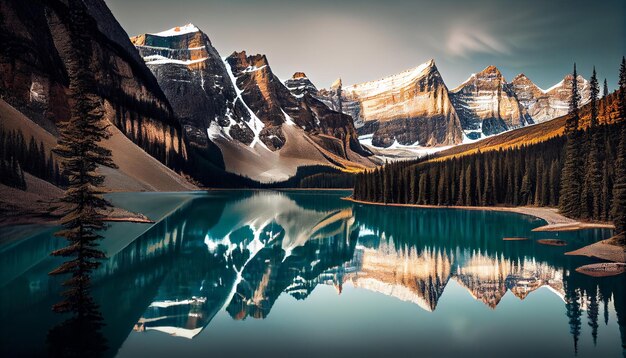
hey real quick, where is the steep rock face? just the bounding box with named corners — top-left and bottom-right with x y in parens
top-left (510, 73), bottom-right (591, 123)
top-left (226, 52), bottom-right (369, 157)
top-left (0, 0), bottom-right (187, 169)
top-left (131, 25), bottom-right (255, 151)
top-left (319, 60), bottom-right (464, 148)
top-left (284, 72), bottom-right (318, 97)
top-left (450, 66), bottom-right (531, 139)
top-left (316, 78), bottom-right (364, 129)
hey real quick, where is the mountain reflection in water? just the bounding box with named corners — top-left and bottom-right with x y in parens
top-left (0, 190), bottom-right (624, 357)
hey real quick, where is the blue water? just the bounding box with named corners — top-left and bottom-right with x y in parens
top-left (0, 190), bottom-right (624, 357)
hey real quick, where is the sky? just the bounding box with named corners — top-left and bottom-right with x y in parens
top-left (107, 0), bottom-right (625, 90)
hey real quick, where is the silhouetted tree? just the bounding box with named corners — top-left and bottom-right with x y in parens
top-left (49, 0), bottom-right (117, 317)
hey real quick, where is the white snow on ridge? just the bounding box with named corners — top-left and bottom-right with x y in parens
top-left (144, 55), bottom-right (206, 66)
top-left (541, 79), bottom-right (564, 94)
top-left (151, 23), bottom-right (199, 37)
top-left (136, 44), bottom-right (206, 51)
top-left (343, 59), bottom-right (435, 98)
top-left (451, 73), bottom-right (477, 93)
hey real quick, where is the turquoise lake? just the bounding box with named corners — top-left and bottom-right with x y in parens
top-left (0, 190), bottom-right (624, 357)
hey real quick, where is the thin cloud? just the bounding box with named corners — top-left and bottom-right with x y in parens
top-left (445, 26), bottom-right (511, 58)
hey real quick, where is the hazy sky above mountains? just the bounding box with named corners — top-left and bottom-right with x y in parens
top-left (108, 0), bottom-right (625, 90)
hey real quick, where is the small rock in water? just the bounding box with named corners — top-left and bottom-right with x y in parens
top-left (537, 239), bottom-right (567, 246)
top-left (502, 237), bottom-right (528, 241)
top-left (576, 263), bottom-right (626, 277)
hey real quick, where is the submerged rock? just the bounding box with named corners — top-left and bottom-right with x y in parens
top-left (536, 239), bottom-right (568, 246)
top-left (575, 263), bottom-right (626, 277)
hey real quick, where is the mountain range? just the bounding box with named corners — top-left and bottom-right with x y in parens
top-left (0, 0), bottom-right (593, 189)
top-left (315, 61), bottom-right (591, 146)
top-left (131, 24), bottom-right (376, 182)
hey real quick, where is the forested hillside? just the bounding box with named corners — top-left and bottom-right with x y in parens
top-left (354, 61), bottom-right (626, 241)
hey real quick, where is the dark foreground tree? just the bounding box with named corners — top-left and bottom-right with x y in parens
top-left (47, 305), bottom-right (108, 357)
top-left (559, 64), bottom-right (583, 218)
top-left (49, 0), bottom-right (116, 317)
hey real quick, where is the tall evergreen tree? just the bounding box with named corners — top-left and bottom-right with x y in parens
top-left (583, 67), bottom-right (603, 219)
top-left (49, 0), bottom-right (117, 318)
top-left (559, 64), bottom-right (583, 218)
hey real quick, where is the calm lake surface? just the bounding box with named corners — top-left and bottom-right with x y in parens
top-left (1, 190), bottom-right (624, 357)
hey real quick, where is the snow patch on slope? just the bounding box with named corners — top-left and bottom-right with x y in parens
top-left (151, 23), bottom-right (199, 37)
top-left (541, 79), bottom-right (565, 94)
top-left (223, 58), bottom-right (268, 149)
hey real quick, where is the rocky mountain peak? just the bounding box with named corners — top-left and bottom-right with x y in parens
top-left (513, 73), bottom-right (529, 82)
top-left (284, 72), bottom-right (318, 97)
top-left (481, 65), bottom-right (502, 75)
top-left (330, 78), bottom-right (342, 90)
top-left (228, 51), bottom-right (270, 70)
top-left (450, 65), bottom-right (529, 138)
top-left (508, 72), bottom-right (590, 123)
top-left (319, 58), bottom-right (463, 147)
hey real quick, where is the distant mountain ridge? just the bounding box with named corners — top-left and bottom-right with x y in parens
top-left (450, 65), bottom-right (532, 139)
top-left (314, 60), bottom-right (464, 147)
top-left (317, 62), bottom-right (591, 147)
top-left (510, 73), bottom-right (591, 123)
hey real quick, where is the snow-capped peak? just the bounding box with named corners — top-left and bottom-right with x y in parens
top-left (151, 23), bottom-right (200, 37)
top-left (343, 59), bottom-right (436, 97)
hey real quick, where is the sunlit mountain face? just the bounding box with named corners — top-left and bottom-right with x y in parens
top-left (1, 191), bottom-right (624, 357)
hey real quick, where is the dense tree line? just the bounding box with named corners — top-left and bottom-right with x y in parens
top-left (299, 172), bottom-right (354, 188)
top-left (355, 135), bottom-right (568, 207)
top-left (0, 126), bottom-right (65, 189)
top-left (354, 58), bottom-right (626, 241)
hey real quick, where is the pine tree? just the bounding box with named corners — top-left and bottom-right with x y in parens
top-left (590, 67), bottom-right (600, 127)
top-left (583, 68), bottom-right (603, 219)
top-left (49, 0), bottom-right (117, 318)
top-left (549, 160), bottom-right (560, 206)
top-left (602, 78), bottom-right (610, 120)
top-left (587, 290), bottom-right (599, 346)
top-left (559, 64), bottom-right (583, 218)
top-left (565, 281), bottom-right (582, 355)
